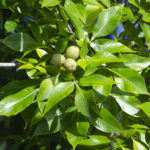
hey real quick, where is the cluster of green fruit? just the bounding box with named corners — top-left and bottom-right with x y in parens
top-left (50, 46), bottom-right (80, 72)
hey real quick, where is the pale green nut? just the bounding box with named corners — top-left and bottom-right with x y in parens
top-left (51, 54), bottom-right (65, 66)
top-left (64, 58), bottom-right (77, 72)
top-left (66, 46), bottom-right (80, 60)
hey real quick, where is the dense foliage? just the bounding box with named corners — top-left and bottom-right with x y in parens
top-left (1, 0), bottom-right (150, 149)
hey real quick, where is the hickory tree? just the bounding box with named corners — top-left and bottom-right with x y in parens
top-left (0, 0), bottom-right (150, 149)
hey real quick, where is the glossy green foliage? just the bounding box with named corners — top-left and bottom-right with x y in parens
top-left (0, 0), bottom-right (150, 150)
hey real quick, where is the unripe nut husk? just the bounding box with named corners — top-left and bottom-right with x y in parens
top-left (51, 54), bottom-right (65, 66)
top-left (66, 46), bottom-right (80, 60)
top-left (64, 58), bottom-right (77, 72)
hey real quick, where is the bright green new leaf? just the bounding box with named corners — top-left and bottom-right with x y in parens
top-left (4, 20), bottom-right (18, 32)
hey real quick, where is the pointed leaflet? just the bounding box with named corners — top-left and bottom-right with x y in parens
top-left (44, 82), bottom-right (74, 114)
top-left (120, 54), bottom-right (150, 71)
top-left (64, 0), bottom-right (85, 22)
top-left (91, 6), bottom-right (122, 41)
top-left (3, 32), bottom-right (42, 52)
top-left (112, 94), bottom-right (141, 116)
top-left (75, 85), bottom-right (95, 118)
top-left (91, 39), bottom-right (134, 53)
top-left (79, 74), bottom-right (115, 87)
top-left (90, 108), bottom-right (123, 133)
top-left (0, 86), bottom-right (38, 116)
top-left (108, 68), bottom-right (149, 95)
top-left (64, 2), bottom-right (87, 40)
top-left (79, 135), bottom-right (110, 146)
top-left (133, 139), bottom-right (147, 150)
top-left (140, 102), bottom-right (150, 118)
top-left (37, 78), bottom-right (53, 112)
top-left (78, 52), bottom-right (124, 69)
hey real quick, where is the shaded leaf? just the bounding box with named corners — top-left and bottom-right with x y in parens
top-left (3, 32), bottom-right (42, 52)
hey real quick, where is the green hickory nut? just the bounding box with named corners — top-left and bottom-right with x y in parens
top-left (64, 58), bottom-right (77, 72)
top-left (66, 46), bottom-right (80, 60)
top-left (50, 54), bottom-right (65, 66)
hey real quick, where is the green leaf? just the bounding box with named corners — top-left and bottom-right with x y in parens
top-left (92, 6), bottom-right (122, 41)
top-left (0, 80), bottom-right (39, 96)
top-left (18, 64), bottom-right (35, 70)
top-left (133, 139), bottom-right (147, 150)
top-left (98, 0), bottom-right (111, 7)
top-left (108, 68), bottom-right (149, 95)
top-left (37, 78), bottom-right (53, 102)
top-left (3, 32), bottom-right (42, 52)
top-left (55, 37), bottom-right (68, 53)
top-left (112, 94), bottom-right (141, 116)
top-left (83, 0), bottom-right (103, 7)
top-left (44, 82), bottom-right (74, 114)
top-left (4, 20), bottom-right (18, 32)
top-left (45, 107), bottom-right (57, 130)
top-left (80, 38), bottom-right (89, 58)
top-left (36, 49), bottom-right (47, 58)
top-left (79, 74), bottom-right (115, 87)
top-left (93, 83), bottom-right (112, 96)
top-left (120, 54), bottom-right (150, 71)
top-left (140, 102), bottom-right (150, 118)
top-left (140, 22), bottom-right (150, 49)
top-left (130, 124), bottom-right (149, 130)
top-left (75, 85), bottom-right (95, 118)
top-left (0, 87), bottom-right (38, 116)
top-left (90, 108), bottom-right (123, 133)
top-left (79, 135), bottom-right (110, 146)
top-left (77, 115), bottom-right (90, 135)
top-left (42, 0), bottom-right (61, 7)
top-left (65, 128), bottom-right (84, 150)
top-left (64, 8), bottom-right (87, 40)
top-left (65, 112), bottom-right (85, 150)
top-left (91, 39), bottom-right (134, 53)
top-left (37, 78), bottom-right (53, 112)
top-left (78, 52), bottom-right (124, 69)
top-left (64, 0), bottom-right (85, 22)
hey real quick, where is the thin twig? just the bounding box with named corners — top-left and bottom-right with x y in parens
top-left (0, 62), bottom-right (17, 68)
